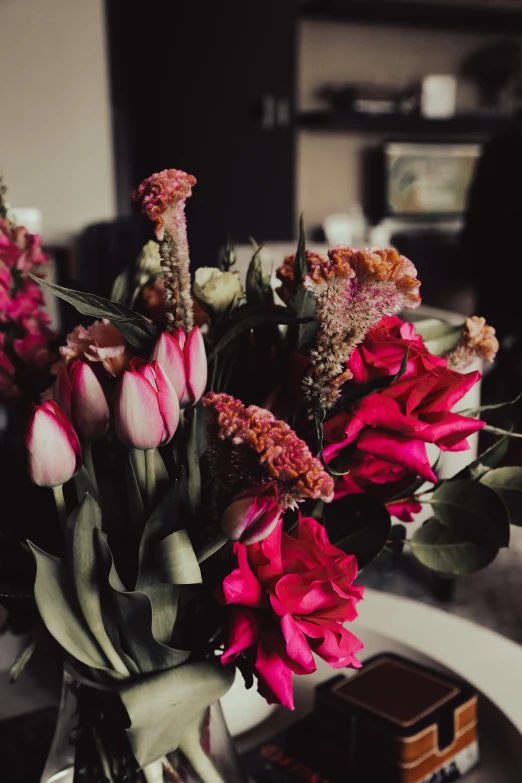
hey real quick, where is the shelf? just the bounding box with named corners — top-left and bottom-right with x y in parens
top-left (297, 110), bottom-right (508, 138)
top-left (298, 1), bottom-right (522, 34)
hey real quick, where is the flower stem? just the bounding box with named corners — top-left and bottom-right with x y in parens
top-left (52, 484), bottom-right (67, 526)
top-left (197, 533), bottom-right (228, 564)
top-left (83, 442), bottom-right (99, 496)
top-left (145, 449), bottom-right (157, 510)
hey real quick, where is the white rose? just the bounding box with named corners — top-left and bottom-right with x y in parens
top-left (194, 267), bottom-right (244, 316)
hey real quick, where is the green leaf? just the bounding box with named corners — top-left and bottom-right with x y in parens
top-left (323, 494), bottom-right (392, 567)
top-left (125, 451), bottom-right (146, 536)
top-left (96, 531), bottom-right (189, 675)
top-left (157, 530), bottom-right (202, 584)
top-left (110, 266), bottom-right (133, 306)
top-left (28, 542), bottom-right (117, 676)
top-left (207, 307), bottom-right (314, 362)
top-left (73, 466), bottom-right (101, 506)
top-left (9, 639), bottom-right (38, 683)
top-left (67, 494), bottom-right (130, 677)
top-left (28, 274), bottom-right (156, 349)
top-left (118, 660), bottom-right (234, 768)
top-left (410, 518), bottom-right (498, 575)
top-left (452, 430), bottom-right (511, 481)
top-left (429, 480), bottom-right (510, 548)
top-left (459, 390), bottom-right (522, 418)
top-left (481, 467), bottom-right (522, 526)
top-left (289, 215), bottom-right (318, 353)
top-left (135, 483), bottom-right (181, 644)
top-left (245, 246), bottom-right (273, 306)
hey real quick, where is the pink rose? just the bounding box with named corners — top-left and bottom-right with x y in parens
top-left (217, 517), bottom-right (363, 709)
top-left (324, 316), bottom-right (484, 485)
top-left (60, 319), bottom-right (130, 377)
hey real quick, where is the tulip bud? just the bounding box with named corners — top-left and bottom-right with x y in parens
top-left (69, 361), bottom-right (110, 441)
top-left (183, 326), bottom-right (207, 406)
top-left (221, 483), bottom-right (282, 545)
top-left (53, 364), bottom-right (72, 419)
top-left (26, 401), bottom-right (82, 487)
top-left (150, 326), bottom-right (207, 407)
top-left (113, 359), bottom-right (179, 449)
top-left (150, 332), bottom-right (186, 402)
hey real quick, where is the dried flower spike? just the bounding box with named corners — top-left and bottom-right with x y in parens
top-left (131, 169), bottom-right (196, 333)
top-left (446, 316), bottom-right (499, 371)
top-left (202, 392), bottom-right (334, 509)
top-left (302, 246), bottom-right (421, 410)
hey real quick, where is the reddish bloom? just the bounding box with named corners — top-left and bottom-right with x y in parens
top-left (26, 400), bottom-right (82, 487)
top-left (324, 316), bottom-right (484, 485)
top-left (217, 517), bottom-right (364, 709)
top-left (151, 326), bottom-right (207, 406)
top-left (221, 483), bottom-right (283, 545)
top-left (54, 361), bottom-right (110, 442)
top-left (131, 169), bottom-right (196, 242)
top-left (202, 392), bottom-right (334, 508)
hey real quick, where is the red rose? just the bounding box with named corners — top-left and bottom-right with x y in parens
top-left (216, 517), bottom-right (363, 709)
top-left (324, 316), bottom-right (484, 485)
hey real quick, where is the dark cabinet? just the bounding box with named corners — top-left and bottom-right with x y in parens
top-left (106, 0), bottom-right (297, 269)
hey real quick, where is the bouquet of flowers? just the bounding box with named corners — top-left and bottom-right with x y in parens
top-left (2, 168), bottom-right (522, 783)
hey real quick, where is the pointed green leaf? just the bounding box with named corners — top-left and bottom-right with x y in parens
top-left (67, 494), bottom-right (130, 677)
top-left (28, 542), bottom-right (117, 675)
top-left (73, 465), bottom-right (101, 506)
top-left (410, 518), bottom-right (498, 575)
top-left (118, 661), bottom-right (234, 767)
top-left (429, 480), bottom-right (510, 548)
top-left (460, 390), bottom-right (522, 419)
top-left (157, 530), bottom-right (202, 584)
top-left (28, 274), bottom-right (156, 348)
top-left (452, 430), bottom-right (511, 481)
top-left (9, 639), bottom-right (38, 683)
top-left (246, 246), bottom-right (273, 306)
top-left (481, 467), bottom-right (522, 526)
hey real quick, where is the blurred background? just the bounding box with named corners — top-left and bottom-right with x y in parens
top-left (1, 0), bottom-right (522, 382)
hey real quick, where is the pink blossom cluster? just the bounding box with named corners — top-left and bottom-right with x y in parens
top-left (0, 218), bottom-right (55, 402)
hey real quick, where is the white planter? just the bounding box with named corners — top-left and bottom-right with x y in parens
top-left (220, 667), bottom-right (276, 738)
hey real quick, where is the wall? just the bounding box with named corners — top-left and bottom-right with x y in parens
top-left (0, 0), bottom-right (115, 247)
top-left (296, 19), bottom-right (518, 231)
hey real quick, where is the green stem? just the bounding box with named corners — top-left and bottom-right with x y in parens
top-left (83, 442), bottom-right (100, 496)
top-left (145, 449), bottom-right (157, 510)
top-left (186, 408), bottom-right (201, 513)
top-left (52, 484), bottom-right (67, 526)
top-left (197, 533), bottom-right (228, 564)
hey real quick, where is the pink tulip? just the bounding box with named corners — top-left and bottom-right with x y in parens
top-left (150, 332), bottom-right (186, 402)
top-left (26, 400), bottom-right (82, 487)
top-left (151, 326), bottom-right (207, 407)
top-left (54, 361), bottom-right (109, 441)
top-left (221, 483), bottom-right (283, 545)
top-left (53, 364), bottom-right (72, 419)
top-left (69, 361), bottom-right (110, 441)
top-left (113, 358), bottom-right (179, 449)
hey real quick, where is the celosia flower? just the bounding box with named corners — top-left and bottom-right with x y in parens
top-left (131, 169), bottom-right (196, 333)
top-left (446, 316), bottom-right (499, 371)
top-left (202, 392), bottom-right (334, 509)
top-left (216, 516), bottom-right (364, 709)
top-left (302, 246), bottom-right (421, 410)
top-left (275, 250), bottom-right (327, 303)
top-left (60, 319), bottom-right (129, 377)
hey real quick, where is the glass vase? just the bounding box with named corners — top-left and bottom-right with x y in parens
top-left (40, 669), bottom-right (248, 783)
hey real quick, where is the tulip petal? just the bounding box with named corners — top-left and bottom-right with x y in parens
top-left (152, 361), bottom-right (180, 443)
top-left (27, 401), bottom-right (82, 486)
top-left (113, 370), bottom-right (165, 449)
top-left (184, 327), bottom-right (207, 405)
top-left (70, 362), bottom-right (109, 441)
top-left (151, 332), bottom-right (186, 402)
top-left (53, 365), bottom-right (72, 419)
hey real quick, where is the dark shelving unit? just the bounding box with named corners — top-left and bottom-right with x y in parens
top-left (297, 109), bottom-right (510, 138)
top-left (299, 1), bottom-right (522, 34)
